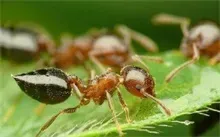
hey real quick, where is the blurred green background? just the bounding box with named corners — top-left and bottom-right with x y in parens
top-left (1, 0), bottom-right (219, 137)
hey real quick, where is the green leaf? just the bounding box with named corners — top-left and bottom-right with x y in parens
top-left (0, 51), bottom-right (219, 137)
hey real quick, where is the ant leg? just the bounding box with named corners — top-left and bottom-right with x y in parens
top-left (117, 25), bottom-right (158, 52)
top-left (72, 84), bottom-right (83, 100)
top-left (2, 94), bottom-right (23, 123)
top-left (131, 54), bottom-right (150, 71)
top-left (140, 88), bottom-right (171, 116)
top-left (152, 13), bottom-right (190, 37)
top-left (133, 54), bottom-right (164, 63)
top-left (106, 91), bottom-right (124, 136)
top-left (87, 27), bottom-right (108, 37)
top-left (116, 88), bottom-right (132, 123)
top-left (89, 53), bottom-right (105, 73)
top-left (34, 103), bottom-right (46, 116)
top-left (209, 53), bottom-right (220, 65)
top-left (90, 69), bottom-right (96, 79)
top-left (36, 104), bottom-right (81, 137)
top-left (115, 25), bottom-right (132, 50)
top-left (165, 43), bottom-right (200, 83)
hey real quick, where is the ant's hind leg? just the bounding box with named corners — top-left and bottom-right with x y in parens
top-left (36, 104), bottom-right (81, 137)
top-left (165, 43), bottom-right (200, 83)
top-left (209, 53), bottom-right (220, 65)
top-left (140, 88), bottom-right (171, 116)
top-left (116, 88), bottom-right (132, 123)
top-left (106, 91), bottom-right (124, 136)
top-left (152, 13), bottom-right (190, 37)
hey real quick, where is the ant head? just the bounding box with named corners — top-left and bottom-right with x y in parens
top-left (120, 65), bottom-right (155, 98)
top-left (12, 68), bottom-right (72, 104)
top-left (181, 22), bottom-right (220, 57)
top-left (185, 22), bottom-right (219, 46)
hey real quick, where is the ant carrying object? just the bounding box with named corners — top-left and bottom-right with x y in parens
top-left (52, 25), bottom-right (159, 70)
top-left (0, 23), bottom-right (55, 63)
top-left (12, 64), bottom-right (171, 136)
top-left (152, 13), bottom-right (220, 83)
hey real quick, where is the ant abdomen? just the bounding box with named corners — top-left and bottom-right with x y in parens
top-left (12, 68), bottom-right (72, 104)
top-left (120, 65), bottom-right (155, 98)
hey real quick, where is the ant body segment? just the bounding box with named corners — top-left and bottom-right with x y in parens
top-left (52, 25), bottom-right (159, 70)
top-left (152, 13), bottom-right (220, 82)
top-left (0, 24), bottom-right (55, 63)
top-left (12, 65), bottom-right (171, 136)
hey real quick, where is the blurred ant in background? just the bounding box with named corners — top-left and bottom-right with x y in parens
top-left (12, 57), bottom-right (171, 136)
top-left (1, 23), bottom-right (56, 122)
top-left (52, 25), bottom-right (161, 72)
top-left (0, 23), bottom-right (55, 63)
top-left (152, 13), bottom-right (220, 82)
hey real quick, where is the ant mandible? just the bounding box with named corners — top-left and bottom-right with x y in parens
top-left (12, 64), bottom-right (171, 136)
top-left (152, 13), bottom-right (220, 82)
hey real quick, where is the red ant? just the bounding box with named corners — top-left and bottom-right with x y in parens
top-left (52, 25), bottom-right (159, 70)
top-left (152, 13), bottom-right (220, 82)
top-left (12, 64), bottom-right (171, 136)
top-left (0, 23), bottom-right (55, 63)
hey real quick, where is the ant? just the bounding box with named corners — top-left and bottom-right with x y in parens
top-left (1, 23), bottom-right (56, 122)
top-left (0, 23), bottom-right (55, 63)
top-left (52, 25), bottom-right (159, 71)
top-left (152, 13), bottom-right (220, 83)
top-left (12, 64), bottom-right (171, 136)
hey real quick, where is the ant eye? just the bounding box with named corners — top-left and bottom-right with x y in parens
top-left (12, 68), bottom-right (71, 104)
top-left (136, 84), bottom-right (142, 90)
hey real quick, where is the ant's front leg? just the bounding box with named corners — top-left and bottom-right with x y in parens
top-left (116, 87), bottom-right (132, 123)
top-left (105, 91), bottom-right (124, 136)
top-left (165, 43), bottom-right (200, 83)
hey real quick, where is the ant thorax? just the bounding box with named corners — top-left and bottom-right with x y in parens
top-left (121, 66), bottom-right (155, 98)
top-left (0, 27), bottom-right (38, 52)
top-left (84, 71), bottom-right (119, 105)
top-left (181, 22), bottom-right (220, 57)
top-left (54, 36), bottom-right (93, 68)
top-left (59, 36), bottom-right (93, 51)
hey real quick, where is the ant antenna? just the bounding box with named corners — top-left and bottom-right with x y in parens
top-left (140, 88), bottom-right (171, 116)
